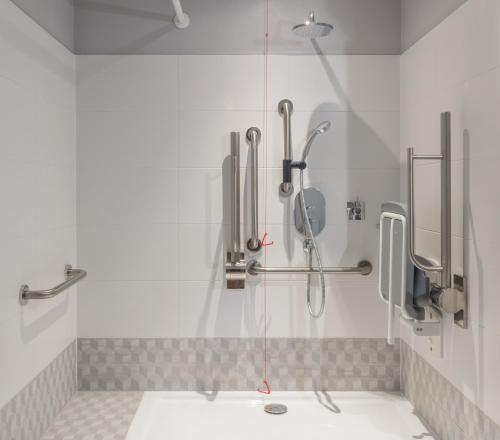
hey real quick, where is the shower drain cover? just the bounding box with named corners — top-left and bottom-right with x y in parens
top-left (264, 403), bottom-right (288, 415)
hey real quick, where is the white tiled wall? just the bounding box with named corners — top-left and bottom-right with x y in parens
top-left (77, 54), bottom-right (399, 340)
top-left (399, 0), bottom-right (500, 426)
top-left (0, 1), bottom-right (76, 409)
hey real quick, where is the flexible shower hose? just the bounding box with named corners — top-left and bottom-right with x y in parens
top-left (299, 169), bottom-right (326, 318)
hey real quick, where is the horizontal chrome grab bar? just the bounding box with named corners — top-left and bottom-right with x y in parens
top-left (248, 260), bottom-right (372, 276)
top-left (20, 264), bottom-right (87, 305)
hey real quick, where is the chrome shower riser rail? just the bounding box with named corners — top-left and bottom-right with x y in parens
top-left (248, 260), bottom-right (372, 276)
top-left (278, 99), bottom-right (294, 196)
top-left (20, 264), bottom-right (87, 305)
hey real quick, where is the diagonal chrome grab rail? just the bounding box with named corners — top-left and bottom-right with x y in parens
top-left (247, 260), bottom-right (372, 276)
top-left (20, 264), bottom-right (87, 305)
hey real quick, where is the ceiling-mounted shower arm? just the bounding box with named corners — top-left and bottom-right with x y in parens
top-left (172, 0), bottom-right (189, 28)
top-left (278, 99), bottom-right (294, 196)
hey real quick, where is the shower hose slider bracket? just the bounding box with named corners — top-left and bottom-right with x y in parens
top-left (283, 160), bottom-right (306, 188)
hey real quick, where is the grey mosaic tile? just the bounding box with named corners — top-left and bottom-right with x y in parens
top-left (41, 392), bottom-right (143, 440)
top-left (401, 340), bottom-right (500, 440)
top-left (0, 341), bottom-right (77, 440)
top-left (78, 338), bottom-right (400, 392)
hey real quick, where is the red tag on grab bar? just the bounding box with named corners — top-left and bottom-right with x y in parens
top-left (260, 233), bottom-right (274, 247)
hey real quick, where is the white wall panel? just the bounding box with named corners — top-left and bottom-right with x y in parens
top-left (0, 0), bottom-right (76, 410)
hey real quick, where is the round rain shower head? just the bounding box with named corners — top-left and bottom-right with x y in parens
top-left (292, 11), bottom-right (333, 39)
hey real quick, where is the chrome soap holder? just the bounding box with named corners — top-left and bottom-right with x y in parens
top-left (347, 198), bottom-right (365, 221)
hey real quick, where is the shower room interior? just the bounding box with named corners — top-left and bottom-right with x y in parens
top-left (1, 0), bottom-right (499, 439)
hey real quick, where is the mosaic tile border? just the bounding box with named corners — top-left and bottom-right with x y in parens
top-left (401, 341), bottom-right (500, 440)
top-left (78, 338), bottom-right (400, 392)
top-left (0, 341), bottom-right (77, 440)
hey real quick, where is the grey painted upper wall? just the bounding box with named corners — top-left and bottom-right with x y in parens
top-left (401, 0), bottom-right (467, 51)
top-left (9, 0), bottom-right (468, 55)
top-left (10, 0), bottom-right (74, 51)
top-left (74, 0), bottom-right (401, 55)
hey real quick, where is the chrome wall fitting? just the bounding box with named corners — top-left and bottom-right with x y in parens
top-left (226, 132), bottom-right (246, 289)
top-left (294, 187), bottom-right (325, 236)
top-left (347, 199), bottom-right (365, 221)
top-left (19, 264), bottom-right (87, 305)
top-left (407, 112), bottom-right (467, 328)
top-left (247, 260), bottom-right (372, 276)
top-left (246, 127), bottom-right (262, 252)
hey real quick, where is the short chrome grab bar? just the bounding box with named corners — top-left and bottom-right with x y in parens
top-left (407, 112), bottom-right (450, 288)
top-left (278, 99), bottom-right (294, 196)
top-left (248, 260), bottom-right (372, 276)
top-left (226, 132), bottom-right (246, 289)
top-left (246, 127), bottom-right (261, 251)
top-left (19, 264), bottom-right (87, 305)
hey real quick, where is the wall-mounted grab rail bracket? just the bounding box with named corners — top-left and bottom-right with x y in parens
top-left (19, 264), bottom-right (87, 305)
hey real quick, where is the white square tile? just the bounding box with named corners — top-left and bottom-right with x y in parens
top-left (0, 77), bottom-right (40, 163)
top-left (77, 55), bottom-right (178, 111)
top-left (36, 164), bottom-right (76, 231)
top-left (0, 160), bottom-right (41, 240)
top-left (463, 67), bottom-right (500, 160)
top-left (77, 110), bottom-right (178, 169)
top-left (78, 223), bottom-right (178, 281)
top-left (289, 55), bottom-right (399, 112)
top-left (78, 166), bottom-right (178, 226)
top-left (78, 281), bottom-right (178, 338)
top-left (267, 110), bottom-right (400, 170)
top-left (179, 55), bottom-right (264, 110)
top-left (178, 224), bottom-right (225, 281)
top-left (178, 281), bottom-right (251, 337)
top-left (178, 110), bottom-right (262, 168)
top-left (178, 168), bottom-right (223, 224)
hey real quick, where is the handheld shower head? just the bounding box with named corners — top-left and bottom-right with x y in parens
top-left (314, 120), bottom-right (331, 134)
top-left (301, 120), bottom-right (331, 161)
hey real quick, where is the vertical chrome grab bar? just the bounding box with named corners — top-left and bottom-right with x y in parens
top-left (246, 127), bottom-right (261, 251)
top-left (226, 132), bottom-right (246, 289)
top-left (407, 112), bottom-right (451, 288)
top-left (230, 132), bottom-right (241, 263)
top-left (278, 99), bottom-right (294, 196)
top-left (440, 112), bottom-right (452, 289)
